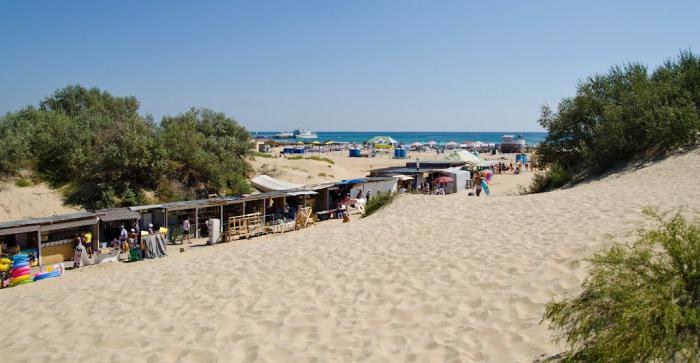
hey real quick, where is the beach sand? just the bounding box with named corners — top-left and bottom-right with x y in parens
top-left (0, 181), bottom-right (83, 222)
top-left (2, 148), bottom-right (699, 362)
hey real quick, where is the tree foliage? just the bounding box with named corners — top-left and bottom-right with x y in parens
top-left (0, 85), bottom-right (252, 208)
top-left (543, 210), bottom-right (700, 362)
top-left (535, 51), bottom-right (700, 189)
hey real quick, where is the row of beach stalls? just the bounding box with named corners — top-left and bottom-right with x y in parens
top-left (0, 177), bottom-right (398, 268)
top-left (368, 150), bottom-right (501, 194)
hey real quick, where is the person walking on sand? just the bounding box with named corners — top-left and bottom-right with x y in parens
top-left (182, 217), bottom-right (191, 244)
top-left (473, 170), bottom-right (483, 197)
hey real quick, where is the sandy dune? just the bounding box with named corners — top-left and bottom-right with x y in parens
top-left (0, 181), bottom-right (83, 222)
top-left (2, 148), bottom-right (700, 362)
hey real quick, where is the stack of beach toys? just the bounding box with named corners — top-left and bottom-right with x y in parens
top-left (9, 254), bottom-right (33, 287)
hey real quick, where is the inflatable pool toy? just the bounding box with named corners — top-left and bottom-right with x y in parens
top-left (11, 254), bottom-right (28, 261)
top-left (1, 258), bottom-right (11, 264)
top-left (11, 261), bottom-right (29, 268)
top-left (33, 271), bottom-right (61, 282)
top-left (10, 279), bottom-right (33, 286)
top-left (11, 274), bottom-right (31, 283)
top-left (11, 266), bottom-right (31, 277)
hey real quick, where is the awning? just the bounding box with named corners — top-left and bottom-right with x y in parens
top-left (286, 190), bottom-right (317, 196)
top-left (251, 175), bottom-right (303, 192)
top-left (336, 179), bottom-right (366, 185)
top-left (391, 175), bottom-right (414, 181)
top-left (96, 208), bottom-right (141, 222)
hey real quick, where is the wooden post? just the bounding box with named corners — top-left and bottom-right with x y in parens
top-left (195, 207), bottom-right (199, 238)
top-left (262, 200), bottom-right (266, 225)
top-left (220, 205), bottom-right (224, 233)
top-left (37, 229), bottom-right (42, 267)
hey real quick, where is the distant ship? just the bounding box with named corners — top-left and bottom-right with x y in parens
top-left (293, 128), bottom-right (318, 139)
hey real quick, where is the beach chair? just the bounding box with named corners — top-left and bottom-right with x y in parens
top-left (295, 206), bottom-right (315, 230)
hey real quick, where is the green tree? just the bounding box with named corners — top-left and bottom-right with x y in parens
top-left (543, 210), bottom-right (700, 362)
top-left (159, 108), bottom-right (252, 199)
top-left (535, 51), bottom-right (700, 190)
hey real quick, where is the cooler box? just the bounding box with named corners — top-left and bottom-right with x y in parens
top-left (394, 148), bottom-right (407, 158)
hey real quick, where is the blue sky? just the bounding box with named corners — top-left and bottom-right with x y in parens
top-left (1, 1), bottom-right (698, 132)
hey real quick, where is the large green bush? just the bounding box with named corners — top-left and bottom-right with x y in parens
top-left (536, 51), bottom-right (700, 183)
top-left (0, 85), bottom-right (253, 208)
top-left (543, 210), bottom-right (700, 362)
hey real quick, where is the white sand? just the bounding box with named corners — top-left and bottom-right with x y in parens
top-left (2, 148), bottom-right (699, 362)
top-left (0, 181), bottom-right (83, 222)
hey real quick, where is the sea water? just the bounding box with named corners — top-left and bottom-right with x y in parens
top-left (252, 131), bottom-right (547, 145)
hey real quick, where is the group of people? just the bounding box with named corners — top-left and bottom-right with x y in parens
top-left (110, 222), bottom-right (142, 253)
top-left (494, 162), bottom-right (529, 175)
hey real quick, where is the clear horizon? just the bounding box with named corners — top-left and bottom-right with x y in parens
top-left (1, 1), bottom-right (698, 132)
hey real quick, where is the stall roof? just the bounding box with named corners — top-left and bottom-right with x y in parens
top-left (250, 175), bottom-right (303, 192)
top-left (96, 208), bottom-right (142, 222)
top-left (129, 190), bottom-right (316, 212)
top-left (0, 212), bottom-right (98, 230)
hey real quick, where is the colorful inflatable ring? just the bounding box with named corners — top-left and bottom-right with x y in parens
top-left (11, 254), bottom-right (28, 261)
top-left (0, 264), bottom-right (10, 272)
top-left (12, 261), bottom-right (29, 269)
top-left (11, 279), bottom-right (33, 286)
top-left (1, 258), bottom-right (11, 264)
top-left (11, 265), bottom-right (30, 273)
top-left (11, 267), bottom-right (29, 277)
top-left (11, 274), bottom-right (31, 283)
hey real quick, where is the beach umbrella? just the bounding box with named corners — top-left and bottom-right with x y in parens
top-left (311, 141), bottom-right (321, 144)
top-left (324, 141), bottom-right (335, 145)
top-left (410, 142), bottom-right (423, 147)
top-left (432, 176), bottom-right (454, 184)
top-left (427, 141), bottom-right (437, 146)
top-left (366, 136), bottom-right (398, 145)
top-left (445, 141), bottom-right (458, 147)
top-left (443, 150), bottom-right (483, 165)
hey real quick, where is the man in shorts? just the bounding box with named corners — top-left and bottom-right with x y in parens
top-left (182, 218), bottom-right (191, 244)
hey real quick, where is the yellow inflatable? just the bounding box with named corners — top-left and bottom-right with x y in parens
top-left (1, 258), bottom-right (11, 264)
top-left (11, 274), bottom-right (31, 284)
top-left (0, 264), bottom-right (9, 272)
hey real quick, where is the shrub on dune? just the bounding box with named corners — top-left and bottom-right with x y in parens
top-left (362, 192), bottom-right (397, 217)
top-left (542, 209), bottom-right (700, 362)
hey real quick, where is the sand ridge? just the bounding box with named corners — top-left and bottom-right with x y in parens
top-left (2, 148), bottom-right (700, 362)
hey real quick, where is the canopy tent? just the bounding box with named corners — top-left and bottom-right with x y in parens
top-left (366, 136), bottom-right (398, 146)
top-left (443, 150), bottom-right (483, 165)
top-left (251, 175), bottom-right (303, 192)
